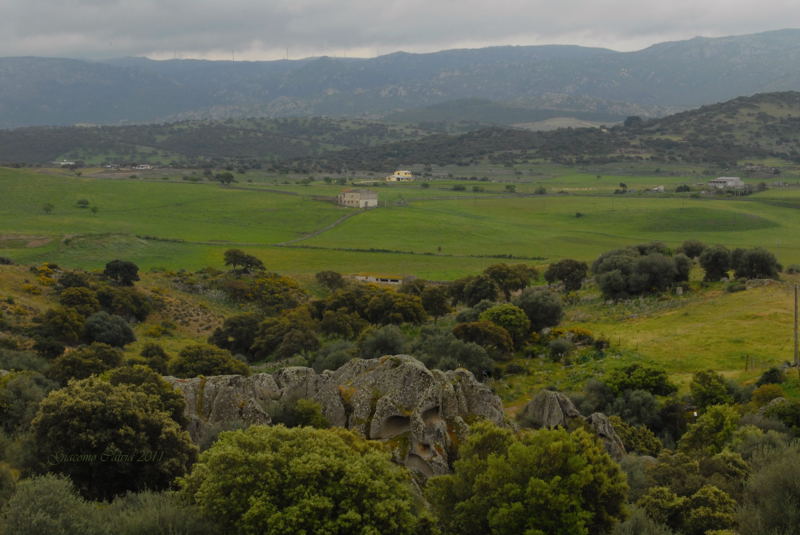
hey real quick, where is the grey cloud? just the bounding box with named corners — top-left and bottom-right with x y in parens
top-left (1, 0), bottom-right (799, 59)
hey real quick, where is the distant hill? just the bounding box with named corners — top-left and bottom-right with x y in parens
top-left (294, 91), bottom-right (800, 171)
top-left (3, 29), bottom-right (800, 128)
top-left (2, 91), bottom-right (800, 170)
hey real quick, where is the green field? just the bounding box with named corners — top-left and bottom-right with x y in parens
top-left (2, 167), bottom-right (800, 280)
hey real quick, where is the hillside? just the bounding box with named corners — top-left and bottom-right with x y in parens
top-left (297, 91), bottom-right (800, 171)
top-left (3, 29), bottom-right (800, 127)
top-left (4, 91), bottom-right (800, 169)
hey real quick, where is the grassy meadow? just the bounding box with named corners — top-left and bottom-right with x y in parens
top-left (2, 166), bottom-right (800, 279)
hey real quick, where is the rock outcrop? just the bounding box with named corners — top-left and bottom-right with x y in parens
top-left (166, 355), bottom-right (505, 477)
top-left (518, 389), bottom-right (626, 459)
top-left (518, 389), bottom-right (582, 428)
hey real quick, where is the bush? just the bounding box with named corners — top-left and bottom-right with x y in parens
top-left (311, 340), bottom-right (356, 372)
top-left (426, 422), bottom-right (628, 535)
top-left (677, 240), bottom-right (706, 259)
top-left (47, 342), bottom-right (124, 385)
top-left (180, 426), bottom-right (432, 535)
top-left (513, 286), bottom-right (563, 331)
top-left (269, 398), bottom-right (329, 429)
top-left (83, 311), bottom-right (135, 347)
top-left (169, 344), bottom-right (250, 378)
top-left (756, 366), bottom-right (786, 386)
top-left (604, 364), bottom-right (677, 396)
top-left (30, 377), bottom-right (198, 500)
top-left (103, 490), bottom-right (221, 535)
top-left (0, 474), bottom-right (102, 535)
top-left (732, 247), bottom-right (781, 279)
top-left (479, 303), bottom-right (530, 347)
top-left (738, 446), bottom-right (800, 535)
top-left (544, 259), bottom-right (589, 291)
top-left (358, 324), bottom-right (408, 359)
top-left (699, 246), bottom-right (731, 281)
top-left (412, 326), bottom-right (493, 377)
top-left (452, 321), bottom-right (514, 357)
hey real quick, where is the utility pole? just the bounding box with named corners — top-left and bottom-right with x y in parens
top-left (794, 284), bottom-right (798, 367)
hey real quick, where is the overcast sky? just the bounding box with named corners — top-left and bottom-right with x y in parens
top-left (2, 0), bottom-right (799, 61)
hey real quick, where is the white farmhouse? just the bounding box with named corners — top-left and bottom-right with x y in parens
top-left (708, 176), bottom-right (744, 189)
top-left (337, 189), bottom-right (378, 208)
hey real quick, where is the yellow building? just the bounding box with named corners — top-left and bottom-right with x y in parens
top-left (386, 169), bottom-right (415, 182)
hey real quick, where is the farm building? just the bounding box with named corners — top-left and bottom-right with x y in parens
top-left (338, 189), bottom-right (378, 208)
top-left (353, 274), bottom-right (404, 285)
top-left (708, 176), bottom-right (744, 189)
top-left (386, 169), bottom-right (415, 182)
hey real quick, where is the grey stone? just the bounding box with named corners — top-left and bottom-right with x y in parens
top-left (518, 389), bottom-right (582, 428)
top-left (165, 354), bottom-right (504, 478)
top-left (587, 412), bottom-right (626, 460)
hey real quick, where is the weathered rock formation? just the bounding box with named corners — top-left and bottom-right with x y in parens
top-left (518, 389), bottom-right (626, 459)
top-left (166, 355), bottom-right (505, 477)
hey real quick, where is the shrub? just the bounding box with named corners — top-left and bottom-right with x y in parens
top-left (358, 324), bottom-right (408, 359)
top-left (699, 245), bottom-right (731, 281)
top-left (83, 311), bottom-right (135, 347)
top-left (180, 426), bottom-right (432, 535)
top-left (756, 366), bottom-right (786, 386)
top-left (30, 377), bottom-right (197, 500)
top-left (47, 342), bottom-right (124, 385)
top-left (0, 474), bottom-right (102, 535)
top-left (169, 344), bottom-right (250, 378)
top-left (513, 286), bottom-right (563, 331)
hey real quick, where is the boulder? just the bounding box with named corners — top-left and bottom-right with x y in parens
top-left (587, 412), bottom-right (626, 460)
top-left (166, 355), bottom-right (504, 477)
top-left (517, 390), bottom-right (626, 460)
top-left (518, 389), bottom-right (582, 428)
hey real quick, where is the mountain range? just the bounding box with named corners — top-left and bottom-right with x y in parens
top-left (2, 29), bottom-right (800, 128)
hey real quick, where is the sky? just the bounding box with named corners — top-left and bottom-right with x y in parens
top-left (2, 0), bottom-right (800, 61)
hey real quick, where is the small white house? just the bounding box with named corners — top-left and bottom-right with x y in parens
top-left (708, 176), bottom-right (744, 189)
top-left (337, 189), bottom-right (378, 208)
top-left (386, 169), bottom-right (415, 182)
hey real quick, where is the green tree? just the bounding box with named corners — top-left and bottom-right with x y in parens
top-left (105, 365), bottom-right (187, 427)
top-left (479, 303), bottom-right (530, 348)
top-left (604, 364), bottom-right (677, 396)
top-left (733, 247), bottom-right (781, 279)
top-left (30, 377), bottom-right (197, 500)
top-left (135, 342), bottom-right (170, 374)
top-left (544, 259), bottom-right (588, 292)
top-left (315, 270), bottom-right (346, 291)
top-left (484, 263), bottom-right (537, 300)
top-left (0, 474), bottom-right (101, 535)
top-left (169, 344), bottom-right (249, 378)
top-left (0, 370), bottom-right (57, 434)
top-left (358, 324), bottom-right (408, 359)
top-left (58, 287), bottom-right (100, 317)
top-left (678, 405), bottom-right (740, 456)
top-left (222, 249), bottom-right (265, 274)
top-left (683, 485), bottom-right (737, 535)
top-left (420, 285), bottom-right (452, 320)
top-left (208, 313), bottom-right (262, 359)
top-left (83, 311), bottom-right (135, 347)
top-left (513, 286), bottom-right (563, 332)
top-left (47, 342), bottom-right (123, 385)
top-left (452, 321), bottom-right (514, 356)
top-left (103, 260), bottom-right (140, 286)
top-left (36, 306), bottom-right (85, 345)
top-left (738, 445), bottom-right (800, 535)
top-left (690, 370), bottom-right (733, 409)
top-left (180, 425), bottom-right (434, 535)
top-left (426, 422), bottom-right (627, 535)
top-left (699, 246), bottom-right (731, 282)
top-left (677, 240), bottom-right (706, 259)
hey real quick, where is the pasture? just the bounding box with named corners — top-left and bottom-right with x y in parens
top-left (2, 167), bottom-right (800, 280)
